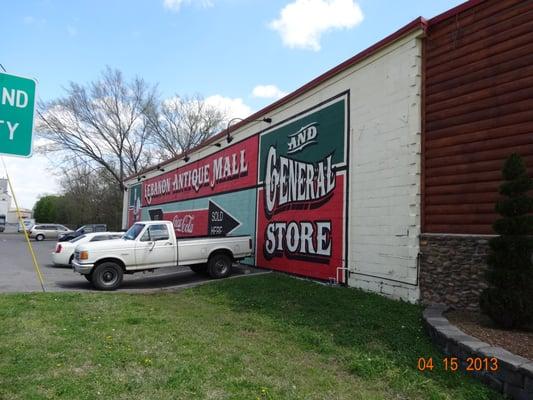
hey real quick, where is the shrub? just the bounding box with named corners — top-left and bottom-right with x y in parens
top-left (479, 153), bottom-right (533, 329)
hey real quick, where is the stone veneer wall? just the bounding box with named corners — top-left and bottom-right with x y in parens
top-left (419, 234), bottom-right (493, 310)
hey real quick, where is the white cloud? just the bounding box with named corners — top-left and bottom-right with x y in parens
top-left (1, 155), bottom-right (60, 210)
top-left (23, 16), bottom-right (35, 25)
top-left (252, 85), bottom-right (287, 100)
top-left (269, 0), bottom-right (364, 51)
top-left (163, 0), bottom-right (214, 12)
top-left (204, 95), bottom-right (253, 121)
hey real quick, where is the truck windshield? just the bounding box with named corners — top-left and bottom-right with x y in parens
top-left (124, 224), bottom-right (145, 240)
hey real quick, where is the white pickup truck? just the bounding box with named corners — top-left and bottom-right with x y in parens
top-left (72, 220), bottom-right (253, 290)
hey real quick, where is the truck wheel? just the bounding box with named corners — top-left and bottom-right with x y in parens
top-left (190, 264), bottom-right (207, 274)
top-left (207, 253), bottom-right (232, 279)
top-left (35, 234), bottom-right (44, 241)
top-left (91, 262), bottom-right (123, 290)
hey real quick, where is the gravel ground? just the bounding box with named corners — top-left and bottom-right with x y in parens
top-left (446, 310), bottom-right (533, 360)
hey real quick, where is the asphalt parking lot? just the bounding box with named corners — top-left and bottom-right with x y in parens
top-left (0, 232), bottom-right (265, 293)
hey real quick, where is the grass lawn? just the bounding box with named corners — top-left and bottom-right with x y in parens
top-left (0, 273), bottom-right (501, 399)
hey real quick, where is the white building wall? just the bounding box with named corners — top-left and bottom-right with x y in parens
top-left (346, 35), bottom-right (421, 302)
top-left (7, 208), bottom-right (32, 224)
top-left (121, 186), bottom-right (129, 230)
top-left (0, 196), bottom-right (9, 217)
top-left (0, 178), bottom-right (11, 217)
top-left (123, 30), bottom-right (423, 302)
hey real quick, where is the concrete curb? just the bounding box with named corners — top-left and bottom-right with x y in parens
top-left (423, 305), bottom-right (533, 400)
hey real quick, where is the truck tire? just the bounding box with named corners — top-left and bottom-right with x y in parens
top-left (91, 262), bottom-right (123, 290)
top-left (207, 253), bottom-right (232, 279)
top-left (190, 264), bottom-right (207, 274)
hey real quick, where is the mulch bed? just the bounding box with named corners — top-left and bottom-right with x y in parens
top-left (446, 310), bottom-right (533, 360)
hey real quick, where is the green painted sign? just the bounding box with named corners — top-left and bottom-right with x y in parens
top-left (0, 72), bottom-right (36, 157)
top-left (259, 98), bottom-right (346, 181)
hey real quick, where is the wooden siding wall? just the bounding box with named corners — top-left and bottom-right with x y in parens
top-left (423, 0), bottom-right (533, 234)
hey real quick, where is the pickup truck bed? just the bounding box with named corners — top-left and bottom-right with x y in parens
top-left (176, 235), bottom-right (251, 265)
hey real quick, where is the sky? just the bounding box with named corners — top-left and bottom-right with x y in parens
top-left (0, 0), bottom-right (464, 209)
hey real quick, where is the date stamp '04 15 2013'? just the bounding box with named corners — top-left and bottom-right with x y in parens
top-left (417, 357), bottom-right (499, 372)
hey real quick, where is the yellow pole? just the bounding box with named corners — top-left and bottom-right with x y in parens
top-left (1, 157), bottom-right (45, 292)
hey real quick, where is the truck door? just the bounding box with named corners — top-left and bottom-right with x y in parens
top-left (134, 224), bottom-right (176, 269)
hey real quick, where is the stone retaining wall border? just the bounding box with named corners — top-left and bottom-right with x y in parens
top-left (423, 305), bottom-right (533, 400)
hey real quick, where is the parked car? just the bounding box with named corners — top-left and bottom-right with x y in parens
top-left (58, 224), bottom-right (107, 242)
top-left (52, 232), bottom-right (123, 266)
top-left (18, 218), bottom-right (35, 233)
top-left (29, 224), bottom-right (72, 241)
top-left (72, 220), bottom-right (253, 290)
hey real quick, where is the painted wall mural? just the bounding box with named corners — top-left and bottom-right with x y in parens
top-left (127, 183), bottom-right (142, 228)
top-left (127, 93), bottom-right (348, 281)
top-left (256, 94), bottom-right (348, 282)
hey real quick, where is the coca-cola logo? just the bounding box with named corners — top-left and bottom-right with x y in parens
top-left (173, 214), bottom-right (194, 233)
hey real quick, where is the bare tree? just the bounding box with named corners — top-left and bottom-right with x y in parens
top-left (37, 67), bottom-right (158, 191)
top-left (57, 161), bottom-right (123, 229)
top-left (147, 94), bottom-right (226, 158)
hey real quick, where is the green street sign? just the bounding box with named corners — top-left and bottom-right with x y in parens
top-left (0, 72), bottom-right (36, 157)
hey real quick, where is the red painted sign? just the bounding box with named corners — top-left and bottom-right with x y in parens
top-left (256, 175), bottom-right (345, 282)
top-left (142, 135), bottom-right (258, 206)
top-left (163, 209), bottom-right (208, 237)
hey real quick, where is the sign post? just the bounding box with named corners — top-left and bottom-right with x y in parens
top-left (0, 71), bottom-right (36, 157)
